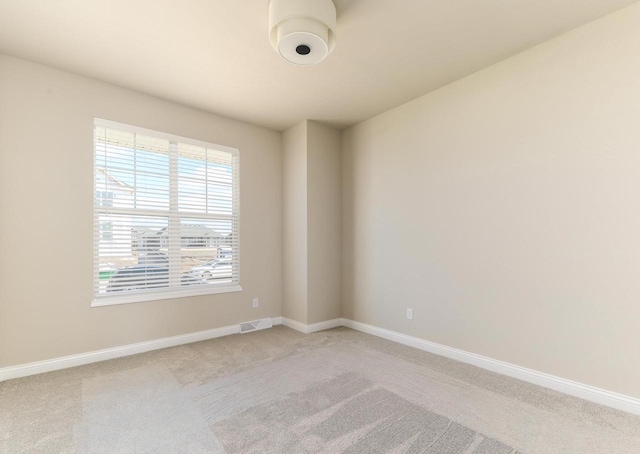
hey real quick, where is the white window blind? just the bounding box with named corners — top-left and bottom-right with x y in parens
top-left (93, 119), bottom-right (240, 306)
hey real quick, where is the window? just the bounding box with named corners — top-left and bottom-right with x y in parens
top-left (92, 119), bottom-right (241, 306)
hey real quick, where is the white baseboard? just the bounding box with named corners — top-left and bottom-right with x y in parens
top-left (342, 319), bottom-right (640, 416)
top-left (281, 317), bottom-right (343, 334)
top-left (3, 315), bottom-right (638, 416)
top-left (0, 317), bottom-right (282, 382)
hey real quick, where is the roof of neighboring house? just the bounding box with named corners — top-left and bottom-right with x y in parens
top-left (181, 225), bottom-right (222, 237)
top-left (134, 226), bottom-right (222, 238)
top-left (96, 167), bottom-right (134, 192)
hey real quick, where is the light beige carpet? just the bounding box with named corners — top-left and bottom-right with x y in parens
top-left (1, 326), bottom-right (639, 453)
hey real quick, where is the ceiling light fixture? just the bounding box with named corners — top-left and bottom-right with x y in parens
top-left (269, 0), bottom-right (336, 66)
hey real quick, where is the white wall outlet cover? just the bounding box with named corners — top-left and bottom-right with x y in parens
top-left (253, 298), bottom-right (259, 308)
top-left (407, 308), bottom-right (413, 320)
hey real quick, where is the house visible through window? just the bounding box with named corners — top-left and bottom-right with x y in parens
top-left (100, 221), bottom-right (113, 241)
top-left (93, 119), bottom-right (240, 306)
top-left (96, 190), bottom-right (115, 207)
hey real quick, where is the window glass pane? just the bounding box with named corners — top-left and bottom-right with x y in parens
top-left (96, 214), bottom-right (168, 294)
top-left (178, 143), bottom-right (233, 215)
top-left (180, 218), bottom-right (235, 284)
top-left (95, 127), bottom-right (170, 211)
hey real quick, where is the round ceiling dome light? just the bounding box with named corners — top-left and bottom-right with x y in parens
top-left (269, 0), bottom-right (336, 66)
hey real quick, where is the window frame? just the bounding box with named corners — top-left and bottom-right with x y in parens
top-left (91, 118), bottom-right (242, 308)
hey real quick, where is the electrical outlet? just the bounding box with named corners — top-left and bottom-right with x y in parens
top-left (406, 308), bottom-right (413, 320)
top-left (253, 298), bottom-right (259, 308)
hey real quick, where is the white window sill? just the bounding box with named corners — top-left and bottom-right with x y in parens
top-left (91, 284), bottom-right (243, 307)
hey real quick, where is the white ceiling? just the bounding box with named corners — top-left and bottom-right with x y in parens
top-left (0, 0), bottom-right (636, 131)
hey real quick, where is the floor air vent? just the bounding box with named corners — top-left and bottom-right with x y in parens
top-left (239, 318), bottom-right (273, 334)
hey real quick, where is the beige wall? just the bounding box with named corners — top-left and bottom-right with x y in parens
top-left (282, 120), bottom-right (342, 324)
top-left (0, 55), bottom-right (283, 368)
top-left (307, 121), bottom-right (342, 324)
top-left (282, 120), bottom-right (308, 323)
top-left (342, 4), bottom-right (640, 398)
